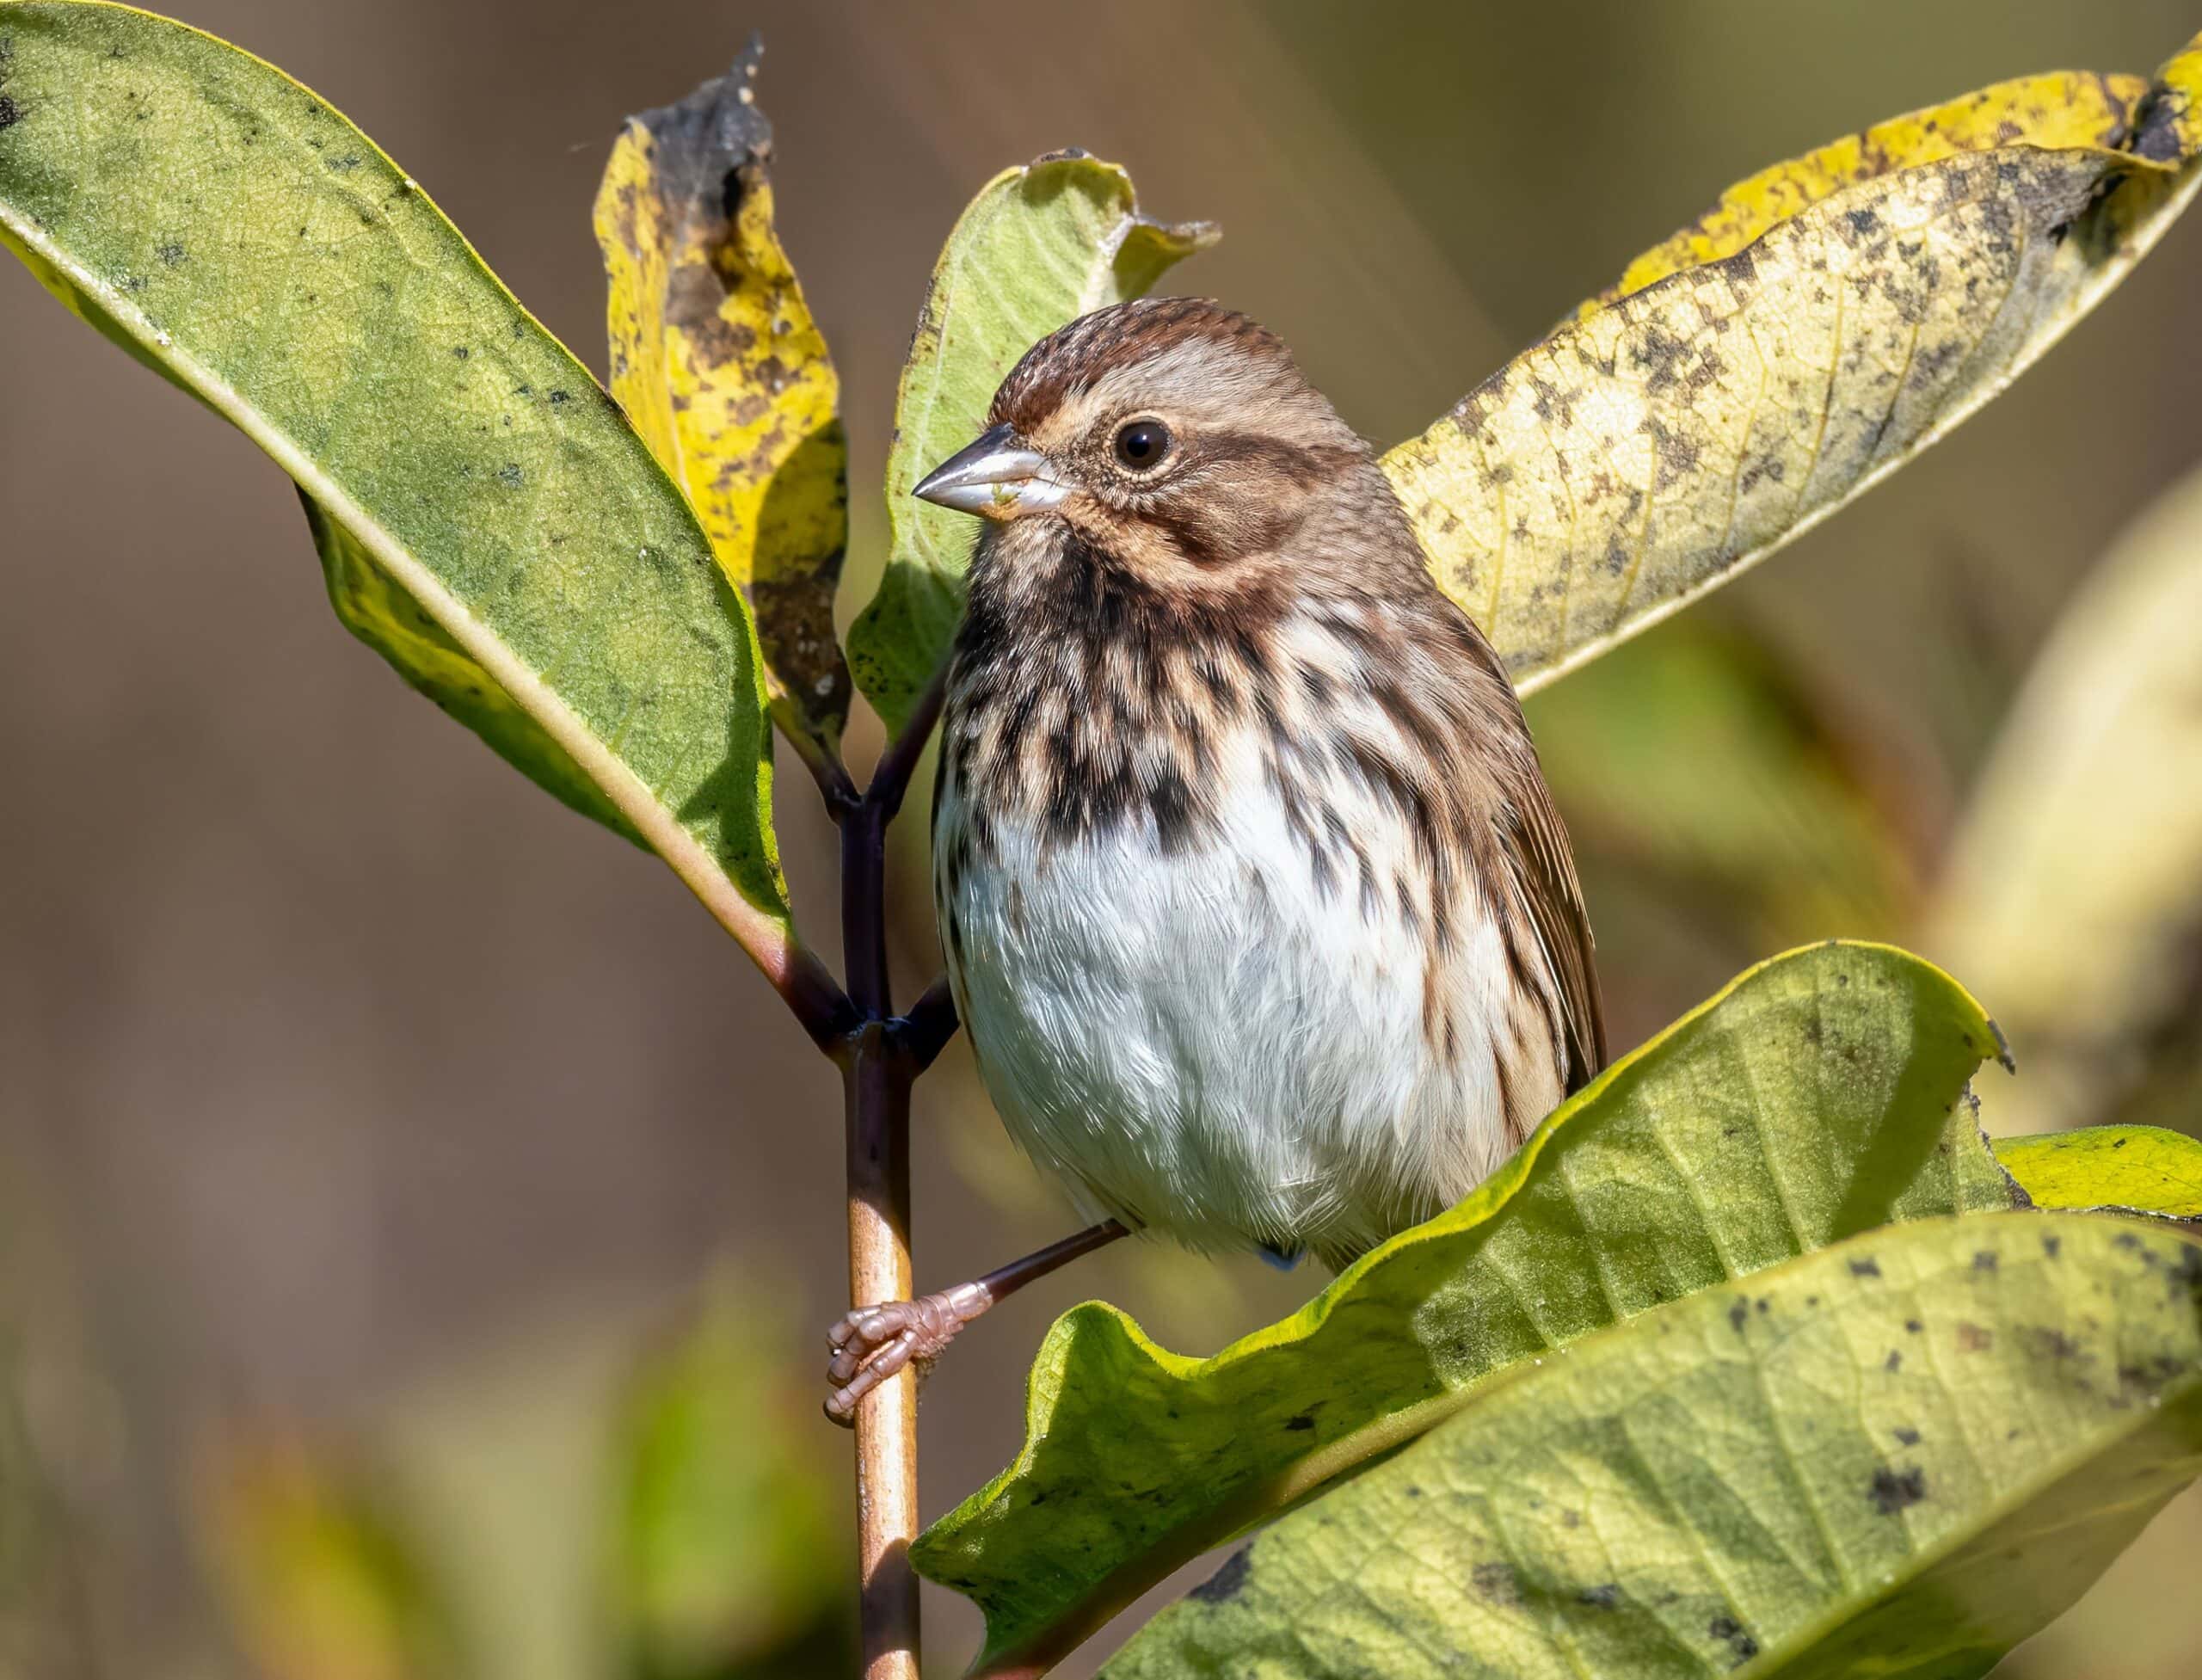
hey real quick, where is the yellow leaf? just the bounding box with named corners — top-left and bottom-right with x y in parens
top-left (594, 41), bottom-right (851, 770)
top-left (1383, 31), bottom-right (2202, 697)
top-left (1583, 70), bottom-right (2149, 317)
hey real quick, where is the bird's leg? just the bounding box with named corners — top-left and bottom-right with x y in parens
top-left (824, 1220), bottom-right (1129, 1425)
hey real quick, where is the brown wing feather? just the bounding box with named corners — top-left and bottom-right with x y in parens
top-left (1431, 593), bottom-right (1608, 1095)
top-left (1497, 761), bottom-right (1608, 1092)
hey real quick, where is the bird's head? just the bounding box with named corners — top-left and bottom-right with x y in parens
top-left (913, 297), bottom-right (1371, 577)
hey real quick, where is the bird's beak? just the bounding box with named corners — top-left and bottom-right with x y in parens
top-left (911, 422), bottom-right (1066, 520)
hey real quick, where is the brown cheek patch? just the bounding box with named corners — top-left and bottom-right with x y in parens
top-left (1157, 476), bottom-right (1307, 567)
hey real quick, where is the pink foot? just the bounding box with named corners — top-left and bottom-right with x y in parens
top-left (823, 1282), bottom-right (993, 1425)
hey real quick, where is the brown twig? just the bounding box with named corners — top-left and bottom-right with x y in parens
top-left (869, 667), bottom-right (949, 822)
top-left (778, 939), bottom-right (864, 1053)
top-left (841, 1012), bottom-right (919, 1680)
top-left (783, 710), bottom-right (864, 817)
top-left (822, 670), bottom-right (950, 1680)
top-left (894, 972), bottom-right (961, 1072)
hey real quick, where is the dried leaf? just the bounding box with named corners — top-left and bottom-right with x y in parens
top-left (594, 41), bottom-right (852, 769)
top-left (1382, 32), bottom-right (2202, 695)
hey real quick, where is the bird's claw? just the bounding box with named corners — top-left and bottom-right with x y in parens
top-left (822, 1281), bottom-right (993, 1426)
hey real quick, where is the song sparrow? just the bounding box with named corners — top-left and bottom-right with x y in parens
top-left (826, 297), bottom-right (1603, 1423)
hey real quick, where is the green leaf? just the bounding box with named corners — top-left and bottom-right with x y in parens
top-left (1104, 1212), bottom-right (2202, 1679)
top-left (0, 0), bottom-right (803, 982)
top-left (1997, 1127), bottom-right (2202, 1222)
top-left (304, 499), bottom-right (643, 842)
top-left (914, 943), bottom-right (2016, 1675)
top-left (609, 1278), bottom-right (852, 1680)
top-left (1928, 458), bottom-right (2202, 1136)
top-left (844, 154), bottom-right (1215, 735)
top-left (1381, 30), bottom-right (2202, 697)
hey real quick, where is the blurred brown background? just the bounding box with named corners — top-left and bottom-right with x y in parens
top-left (5, 2), bottom-right (2202, 1676)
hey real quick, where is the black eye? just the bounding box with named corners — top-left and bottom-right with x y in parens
top-left (1112, 419), bottom-right (1172, 471)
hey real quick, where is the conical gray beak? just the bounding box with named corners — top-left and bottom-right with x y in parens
top-left (911, 422), bottom-right (1066, 520)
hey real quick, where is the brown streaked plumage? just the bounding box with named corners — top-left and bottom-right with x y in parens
top-left (824, 296), bottom-right (1602, 1424)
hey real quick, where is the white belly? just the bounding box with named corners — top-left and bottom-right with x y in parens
top-left (936, 737), bottom-right (1540, 1267)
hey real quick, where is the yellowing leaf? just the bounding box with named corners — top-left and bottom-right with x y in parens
top-left (1584, 70), bottom-right (2148, 315)
top-left (846, 155), bottom-right (1215, 735)
top-left (1383, 31), bottom-right (2202, 697)
top-left (1104, 1214), bottom-right (2202, 1680)
top-left (0, 1), bottom-right (824, 1000)
top-left (1929, 458), bottom-right (2202, 1137)
top-left (594, 41), bottom-right (852, 771)
top-left (1997, 1127), bottom-right (2202, 1221)
top-left (913, 944), bottom-right (2014, 1676)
